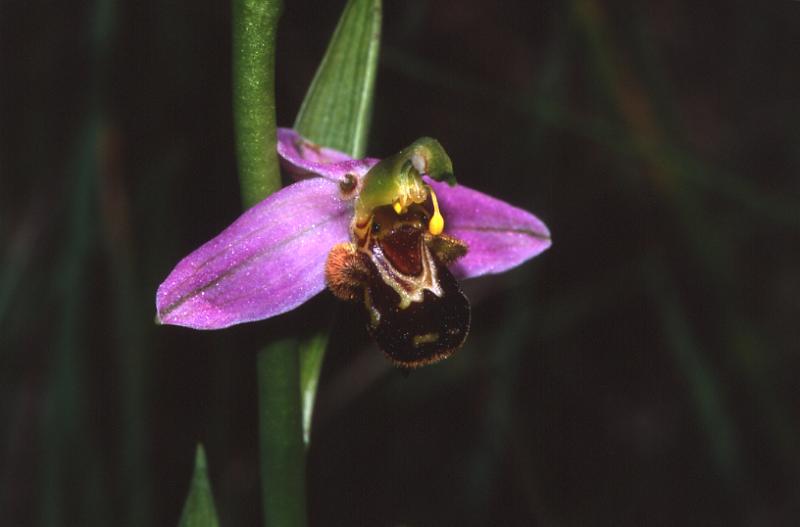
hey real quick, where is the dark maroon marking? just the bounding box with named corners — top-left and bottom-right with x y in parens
top-left (364, 253), bottom-right (470, 368)
top-left (377, 225), bottom-right (424, 276)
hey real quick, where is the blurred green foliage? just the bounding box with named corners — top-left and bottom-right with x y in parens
top-left (2, 0), bottom-right (799, 525)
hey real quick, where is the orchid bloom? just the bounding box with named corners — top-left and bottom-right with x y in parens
top-left (156, 128), bottom-right (551, 367)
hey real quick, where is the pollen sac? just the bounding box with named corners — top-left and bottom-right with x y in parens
top-left (325, 243), bottom-right (370, 302)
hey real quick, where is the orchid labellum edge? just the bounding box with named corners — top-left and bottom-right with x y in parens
top-left (156, 128), bottom-right (551, 368)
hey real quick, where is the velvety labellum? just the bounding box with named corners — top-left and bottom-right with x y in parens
top-left (364, 245), bottom-right (470, 368)
top-left (326, 204), bottom-right (470, 368)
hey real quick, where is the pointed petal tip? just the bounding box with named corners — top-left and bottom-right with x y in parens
top-left (153, 177), bottom-right (351, 331)
top-left (424, 177), bottom-right (551, 279)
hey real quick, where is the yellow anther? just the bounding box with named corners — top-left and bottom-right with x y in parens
top-left (428, 188), bottom-right (444, 235)
top-left (393, 201), bottom-right (403, 214)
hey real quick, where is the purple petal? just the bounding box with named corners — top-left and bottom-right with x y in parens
top-left (277, 128), bottom-right (378, 181)
top-left (156, 177), bottom-right (351, 329)
top-left (425, 177), bottom-right (551, 279)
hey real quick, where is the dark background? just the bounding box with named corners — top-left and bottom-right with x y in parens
top-left (2, 0), bottom-right (800, 525)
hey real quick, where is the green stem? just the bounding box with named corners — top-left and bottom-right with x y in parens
top-left (232, 1), bottom-right (306, 525)
top-left (257, 341), bottom-right (307, 526)
top-left (233, 0), bottom-right (283, 207)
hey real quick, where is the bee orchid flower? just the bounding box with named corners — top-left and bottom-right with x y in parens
top-left (156, 128), bottom-right (551, 367)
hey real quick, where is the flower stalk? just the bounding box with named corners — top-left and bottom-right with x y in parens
top-left (232, 1), bottom-right (307, 526)
top-left (257, 340), bottom-right (307, 527)
top-left (233, 0), bottom-right (283, 207)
